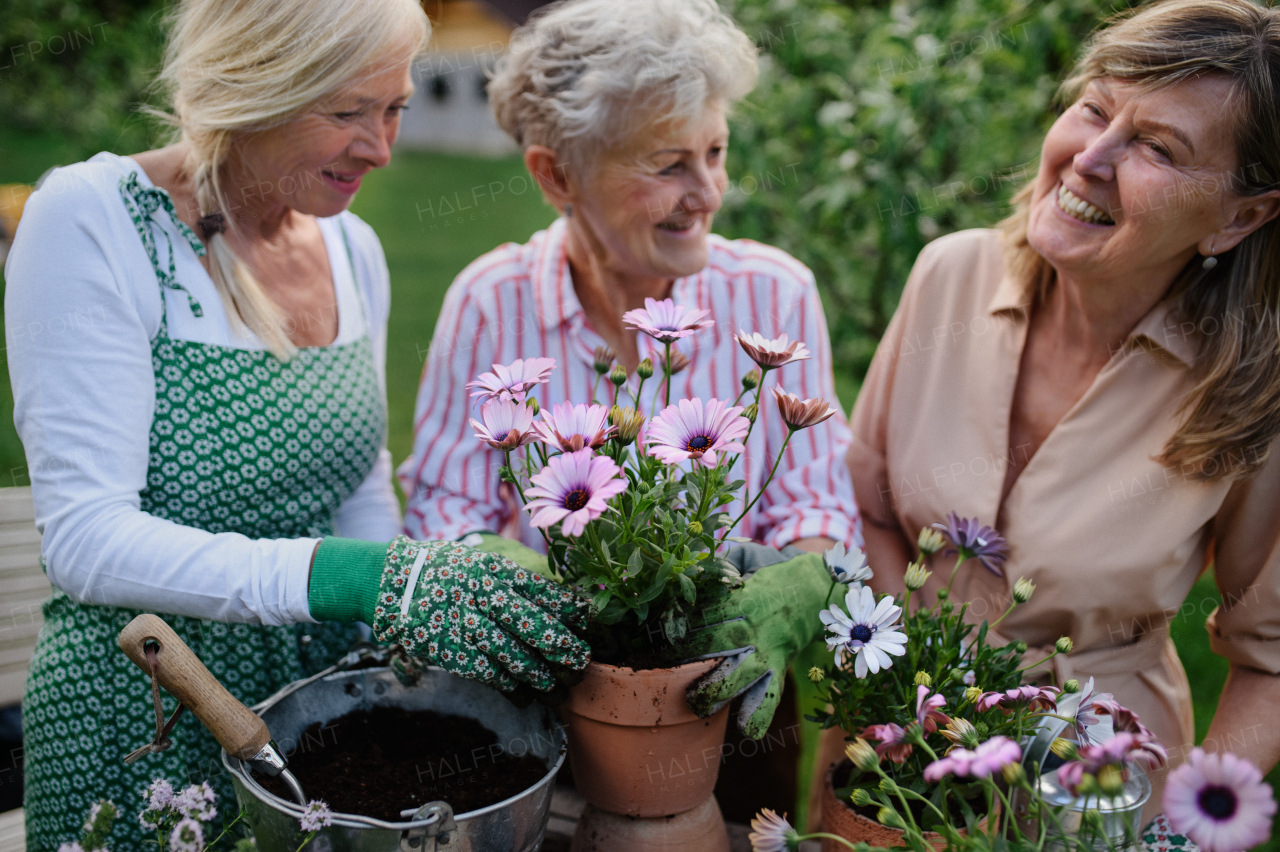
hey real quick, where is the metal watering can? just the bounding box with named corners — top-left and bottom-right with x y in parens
top-left (119, 614), bottom-right (565, 852)
top-left (1020, 684), bottom-right (1151, 852)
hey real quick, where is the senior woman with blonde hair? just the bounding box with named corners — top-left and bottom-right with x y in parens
top-left (401, 0), bottom-right (861, 812)
top-left (7, 1), bottom-right (593, 848)
top-left (849, 0), bottom-right (1280, 829)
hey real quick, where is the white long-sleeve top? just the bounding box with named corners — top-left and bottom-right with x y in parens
top-left (399, 217), bottom-right (862, 550)
top-left (5, 152), bottom-right (402, 626)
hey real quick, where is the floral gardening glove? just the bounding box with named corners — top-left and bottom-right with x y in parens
top-left (309, 536), bottom-right (590, 692)
top-left (682, 550), bottom-right (841, 739)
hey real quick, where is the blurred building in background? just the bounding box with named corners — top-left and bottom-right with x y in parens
top-left (399, 0), bottom-right (551, 154)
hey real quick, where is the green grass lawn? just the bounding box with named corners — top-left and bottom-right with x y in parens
top-left (1, 126), bottom-right (1277, 844)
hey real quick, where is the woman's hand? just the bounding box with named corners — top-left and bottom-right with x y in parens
top-left (309, 536), bottom-right (590, 692)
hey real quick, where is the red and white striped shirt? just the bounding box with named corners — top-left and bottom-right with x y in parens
top-left (398, 217), bottom-right (861, 551)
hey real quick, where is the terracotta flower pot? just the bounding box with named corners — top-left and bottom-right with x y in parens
top-left (820, 763), bottom-right (992, 852)
top-left (563, 658), bottom-right (730, 817)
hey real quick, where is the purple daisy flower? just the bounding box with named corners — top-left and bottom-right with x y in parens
top-left (923, 736), bottom-right (1022, 782)
top-left (1164, 748), bottom-right (1276, 852)
top-left (467, 357), bottom-right (556, 403)
top-left (734, 330), bottom-right (811, 369)
top-left (646, 398), bottom-right (749, 468)
top-left (976, 684), bottom-right (1060, 714)
top-left (469, 399), bottom-right (537, 451)
top-left (532, 402), bottom-right (615, 452)
top-left (524, 448), bottom-right (628, 537)
top-left (747, 808), bottom-right (800, 852)
top-left (933, 512), bottom-right (1009, 576)
top-left (622, 297), bottom-right (714, 343)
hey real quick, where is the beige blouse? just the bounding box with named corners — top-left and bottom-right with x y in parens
top-left (847, 228), bottom-right (1280, 821)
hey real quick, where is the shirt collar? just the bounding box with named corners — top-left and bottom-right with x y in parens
top-left (987, 271), bottom-right (1196, 367)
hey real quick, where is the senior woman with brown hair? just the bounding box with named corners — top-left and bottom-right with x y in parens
top-left (848, 0), bottom-right (1280, 827)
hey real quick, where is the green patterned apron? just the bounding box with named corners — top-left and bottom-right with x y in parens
top-left (22, 173), bottom-right (388, 852)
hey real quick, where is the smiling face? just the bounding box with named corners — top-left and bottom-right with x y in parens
top-left (571, 101), bottom-right (730, 280)
top-left (1026, 75), bottom-right (1246, 287)
top-left (232, 60), bottom-right (415, 219)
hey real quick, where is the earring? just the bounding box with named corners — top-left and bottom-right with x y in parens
top-left (564, 203), bottom-right (573, 218)
top-left (1202, 255), bottom-right (1218, 270)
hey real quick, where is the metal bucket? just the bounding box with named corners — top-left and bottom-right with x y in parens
top-left (221, 663), bottom-right (565, 852)
top-left (1020, 684), bottom-right (1151, 852)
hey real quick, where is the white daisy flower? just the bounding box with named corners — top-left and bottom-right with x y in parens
top-left (819, 584), bottom-right (908, 678)
top-left (824, 542), bottom-right (873, 586)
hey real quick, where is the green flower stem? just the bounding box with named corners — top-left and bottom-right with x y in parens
top-left (205, 809), bottom-right (246, 849)
top-left (720, 429), bottom-right (793, 543)
top-left (1015, 648), bottom-right (1061, 674)
top-left (504, 450), bottom-right (559, 575)
top-left (663, 341), bottom-right (673, 408)
top-left (990, 601), bottom-right (1018, 628)
top-left (792, 832), bottom-right (863, 849)
top-left (946, 552), bottom-right (973, 592)
top-left (591, 373), bottom-right (602, 405)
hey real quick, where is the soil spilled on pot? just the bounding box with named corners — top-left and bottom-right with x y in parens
top-left (254, 706), bottom-right (550, 821)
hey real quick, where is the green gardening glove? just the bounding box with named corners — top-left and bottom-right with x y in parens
top-left (683, 548), bottom-right (843, 739)
top-left (310, 536), bottom-right (590, 693)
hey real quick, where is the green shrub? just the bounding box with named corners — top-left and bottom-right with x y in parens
top-left (0, 0), bottom-right (170, 154)
top-left (718, 0), bottom-right (1134, 381)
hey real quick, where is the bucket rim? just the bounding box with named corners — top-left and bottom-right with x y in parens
top-left (220, 665), bottom-right (567, 829)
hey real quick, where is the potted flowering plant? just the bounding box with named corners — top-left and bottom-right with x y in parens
top-left (465, 297), bottom-right (837, 845)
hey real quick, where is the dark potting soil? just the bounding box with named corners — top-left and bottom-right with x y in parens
top-left (254, 706), bottom-right (550, 822)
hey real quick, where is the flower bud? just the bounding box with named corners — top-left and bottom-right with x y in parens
top-left (935, 587), bottom-right (949, 601)
top-left (1002, 762), bottom-right (1026, 785)
top-left (1013, 640), bottom-right (1028, 654)
top-left (688, 521), bottom-right (703, 535)
top-left (1063, 679), bottom-right (1081, 694)
top-left (1056, 636), bottom-right (1074, 654)
top-left (1097, 765), bottom-right (1125, 796)
top-left (610, 407), bottom-right (644, 444)
top-left (917, 527), bottom-right (945, 556)
top-left (939, 601), bottom-right (953, 616)
top-left (1049, 738), bottom-right (1078, 761)
top-left (851, 788), bottom-right (872, 807)
top-left (660, 349), bottom-right (691, 376)
top-left (904, 562), bottom-right (931, 591)
top-left (742, 368), bottom-right (761, 391)
top-left (636, 358), bottom-right (654, 379)
top-left (525, 397), bottom-right (540, 416)
top-left (964, 686), bottom-right (984, 704)
top-left (609, 365), bottom-right (627, 387)
top-left (914, 671), bottom-right (932, 688)
top-left (743, 402), bottom-right (759, 423)
top-left (808, 666), bottom-right (825, 683)
top-left (878, 808), bottom-right (905, 829)
top-left (879, 778), bottom-right (897, 795)
top-left (845, 738), bottom-right (879, 772)
top-left (1012, 577), bottom-right (1036, 604)
top-left (593, 345), bottom-right (615, 374)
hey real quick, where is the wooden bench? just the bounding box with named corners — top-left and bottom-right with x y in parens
top-left (0, 487), bottom-right (43, 852)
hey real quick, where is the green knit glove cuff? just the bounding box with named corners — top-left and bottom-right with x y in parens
top-left (308, 537), bottom-right (389, 623)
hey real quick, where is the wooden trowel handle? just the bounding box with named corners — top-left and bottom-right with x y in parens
top-left (119, 613), bottom-right (271, 760)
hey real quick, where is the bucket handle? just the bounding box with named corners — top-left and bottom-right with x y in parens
top-left (249, 641), bottom-right (390, 713)
top-left (118, 614), bottom-right (270, 760)
top-left (398, 801), bottom-right (456, 851)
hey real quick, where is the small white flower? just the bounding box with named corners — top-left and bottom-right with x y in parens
top-left (174, 782), bottom-right (216, 822)
top-left (169, 817), bottom-right (204, 852)
top-left (300, 800), bottom-right (334, 832)
top-left (824, 542), bottom-right (873, 586)
top-left (819, 584), bottom-right (908, 678)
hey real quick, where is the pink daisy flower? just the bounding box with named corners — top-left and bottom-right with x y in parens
top-left (646, 398), bottom-right (749, 468)
top-left (747, 808), bottom-right (800, 852)
top-left (524, 448), bottom-right (628, 537)
top-left (734, 330), bottom-right (811, 369)
top-left (1164, 748), bottom-right (1276, 852)
top-left (532, 402), bottom-right (615, 452)
top-left (923, 736), bottom-right (1022, 782)
top-left (976, 685), bottom-right (1060, 714)
top-left (622, 297), bottom-right (714, 343)
top-left (771, 386), bottom-right (837, 431)
top-left (470, 399), bottom-right (537, 450)
top-left (862, 723), bottom-right (913, 764)
top-left (467, 357), bottom-right (556, 403)
top-left (916, 684), bottom-right (952, 733)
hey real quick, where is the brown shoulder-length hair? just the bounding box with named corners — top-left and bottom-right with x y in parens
top-left (1000, 0), bottom-right (1280, 482)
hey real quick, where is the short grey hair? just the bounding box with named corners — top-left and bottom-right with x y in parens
top-left (489, 0), bottom-right (759, 175)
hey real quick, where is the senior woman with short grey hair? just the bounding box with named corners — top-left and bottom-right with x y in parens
top-left (401, 0), bottom-right (862, 806)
